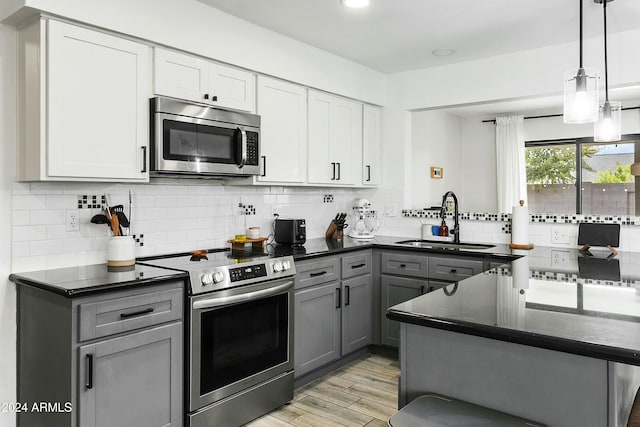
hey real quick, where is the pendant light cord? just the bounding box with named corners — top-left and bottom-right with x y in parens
top-left (579, 0), bottom-right (583, 67)
top-left (603, 0), bottom-right (609, 101)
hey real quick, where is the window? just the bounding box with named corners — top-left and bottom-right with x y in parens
top-left (526, 135), bottom-right (638, 214)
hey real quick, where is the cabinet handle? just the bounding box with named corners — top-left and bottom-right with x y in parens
top-left (351, 263), bottom-right (366, 269)
top-left (335, 288), bottom-right (341, 309)
top-left (204, 93), bottom-right (209, 100)
top-left (399, 264), bottom-right (406, 268)
top-left (331, 163), bottom-right (336, 180)
top-left (120, 307), bottom-right (154, 319)
top-left (309, 271), bottom-right (327, 277)
top-left (85, 354), bottom-right (93, 389)
top-left (450, 269), bottom-right (457, 274)
top-left (366, 165), bottom-right (371, 182)
top-left (141, 146), bottom-right (147, 173)
top-left (337, 163), bottom-right (341, 180)
top-left (212, 95), bottom-right (218, 102)
top-left (261, 156), bottom-right (267, 177)
top-left (420, 285), bottom-right (425, 295)
top-left (345, 285), bottom-right (350, 306)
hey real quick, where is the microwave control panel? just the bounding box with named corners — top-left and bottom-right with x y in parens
top-left (246, 132), bottom-right (259, 166)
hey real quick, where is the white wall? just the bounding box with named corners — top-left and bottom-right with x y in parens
top-left (0, 23), bottom-right (16, 427)
top-left (0, 0), bottom-right (386, 106)
top-left (461, 117), bottom-right (497, 213)
top-left (410, 110), bottom-right (463, 208)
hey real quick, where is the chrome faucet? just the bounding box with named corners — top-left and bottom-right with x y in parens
top-left (440, 191), bottom-right (460, 244)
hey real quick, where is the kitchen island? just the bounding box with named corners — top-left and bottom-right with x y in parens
top-left (387, 252), bottom-right (640, 427)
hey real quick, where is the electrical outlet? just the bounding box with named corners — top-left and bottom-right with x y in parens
top-left (551, 227), bottom-right (569, 244)
top-left (66, 210), bottom-right (80, 232)
top-left (384, 204), bottom-right (397, 217)
top-left (551, 250), bottom-right (570, 267)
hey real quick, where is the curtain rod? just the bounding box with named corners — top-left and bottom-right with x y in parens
top-left (482, 105), bottom-right (640, 124)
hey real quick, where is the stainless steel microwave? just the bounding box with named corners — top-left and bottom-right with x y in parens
top-left (150, 97), bottom-right (260, 177)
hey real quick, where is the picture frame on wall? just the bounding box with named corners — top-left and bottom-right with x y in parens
top-left (431, 167), bottom-right (443, 179)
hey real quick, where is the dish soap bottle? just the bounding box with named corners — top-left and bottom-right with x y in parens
top-left (439, 219), bottom-right (449, 236)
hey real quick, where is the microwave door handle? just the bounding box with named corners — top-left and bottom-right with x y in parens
top-left (238, 127), bottom-right (247, 168)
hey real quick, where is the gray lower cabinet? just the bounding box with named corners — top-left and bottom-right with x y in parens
top-left (294, 281), bottom-right (341, 375)
top-left (294, 251), bottom-right (372, 378)
top-left (17, 281), bottom-right (184, 427)
top-left (380, 275), bottom-right (426, 347)
top-left (341, 274), bottom-right (372, 355)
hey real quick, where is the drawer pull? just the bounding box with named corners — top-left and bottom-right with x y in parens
top-left (420, 285), bottom-right (425, 295)
top-left (335, 288), bottom-right (341, 309)
top-left (120, 307), bottom-right (154, 319)
top-left (85, 354), bottom-right (93, 389)
top-left (399, 264), bottom-right (406, 268)
top-left (309, 271), bottom-right (328, 278)
top-left (345, 286), bottom-right (350, 306)
top-left (450, 269), bottom-right (457, 274)
top-left (351, 263), bottom-right (366, 269)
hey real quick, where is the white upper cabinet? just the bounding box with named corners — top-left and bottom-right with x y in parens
top-left (308, 90), bottom-right (362, 186)
top-left (154, 47), bottom-right (255, 112)
top-left (256, 76), bottom-right (308, 183)
top-left (18, 19), bottom-right (150, 181)
top-left (362, 104), bottom-right (382, 186)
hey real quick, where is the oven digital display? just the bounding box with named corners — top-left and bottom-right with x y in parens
top-left (229, 264), bottom-right (268, 282)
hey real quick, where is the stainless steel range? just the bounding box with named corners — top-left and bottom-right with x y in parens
top-left (139, 250), bottom-right (296, 427)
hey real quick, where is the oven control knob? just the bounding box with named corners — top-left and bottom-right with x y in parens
top-left (282, 260), bottom-right (291, 271)
top-left (273, 261), bottom-right (284, 272)
top-left (212, 271), bottom-right (224, 283)
top-left (201, 273), bottom-right (214, 286)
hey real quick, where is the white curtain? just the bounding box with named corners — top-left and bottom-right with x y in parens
top-left (495, 115), bottom-right (526, 213)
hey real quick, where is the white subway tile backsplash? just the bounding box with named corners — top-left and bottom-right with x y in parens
top-left (46, 195), bottom-right (76, 209)
top-left (13, 225), bottom-right (47, 242)
top-left (30, 210), bottom-right (64, 225)
top-left (12, 210), bottom-right (30, 226)
top-left (13, 195), bottom-right (47, 210)
top-left (30, 240), bottom-right (63, 256)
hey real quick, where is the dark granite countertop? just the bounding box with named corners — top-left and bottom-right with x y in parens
top-left (9, 264), bottom-right (188, 297)
top-left (387, 253), bottom-right (640, 366)
top-left (271, 235), bottom-right (517, 262)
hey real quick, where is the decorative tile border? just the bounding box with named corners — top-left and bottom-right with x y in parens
top-left (401, 209), bottom-right (638, 226)
top-left (488, 267), bottom-right (638, 287)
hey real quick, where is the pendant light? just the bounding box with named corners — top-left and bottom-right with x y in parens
top-left (594, 0), bottom-right (622, 142)
top-left (563, 0), bottom-right (599, 124)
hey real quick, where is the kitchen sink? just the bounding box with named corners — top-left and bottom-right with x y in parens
top-left (394, 239), bottom-right (496, 250)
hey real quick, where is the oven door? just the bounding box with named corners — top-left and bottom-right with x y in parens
top-left (189, 278), bottom-right (294, 412)
top-left (154, 112), bottom-right (260, 176)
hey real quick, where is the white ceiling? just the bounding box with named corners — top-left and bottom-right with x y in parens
top-left (197, 0), bottom-right (640, 73)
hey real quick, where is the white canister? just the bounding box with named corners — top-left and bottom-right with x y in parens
top-left (247, 227), bottom-right (260, 239)
top-left (107, 236), bottom-right (136, 267)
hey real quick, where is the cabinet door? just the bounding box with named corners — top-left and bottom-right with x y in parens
top-left (380, 275), bottom-right (426, 347)
top-left (208, 63), bottom-right (255, 112)
top-left (330, 96), bottom-right (362, 185)
top-left (362, 104), bottom-right (382, 186)
top-left (294, 282), bottom-right (341, 377)
top-left (256, 76), bottom-right (307, 183)
top-left (307, 90), bottom-right (334, 184)
top-left (47, 20), bottom-right (149, 180)
top-left (78, 323), bottom-right (182, 427)
top-left (154, 48), bottom-right (207, 103)
top-left (342, 275), bottom-right (372, 355)
top-left (307, 90), bottom-right (363, 185)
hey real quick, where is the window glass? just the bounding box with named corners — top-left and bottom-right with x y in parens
top-left (526, 139), bottom-right (637, 214)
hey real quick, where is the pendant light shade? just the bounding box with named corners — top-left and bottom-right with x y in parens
top-left (593, 0), bottom-right (621, 142)
top-left (594, 101), bottom-right (621, 141)
top-left (564, 0), bottom-right (599, 124)
top-left (563, 67), bottom-right (600, 123)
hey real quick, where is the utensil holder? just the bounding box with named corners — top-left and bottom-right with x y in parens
top-left (107, 236), bottom-right (135, 267)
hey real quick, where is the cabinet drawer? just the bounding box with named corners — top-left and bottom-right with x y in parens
top-left (428, 257), bottom-right (483, 282)
top-left (78, 287), bottom-right (183, 342)
top-left (342, 251), bottom-right (371, 279)
top-left (295, 257), bottom-right (341, 290)
top-left (381, 252), bottom-right (429, 278)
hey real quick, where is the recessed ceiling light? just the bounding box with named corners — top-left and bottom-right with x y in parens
top-left (341, 0), bottom-right (370, 8)
top-left (432, 48), bottom-right (457, 57)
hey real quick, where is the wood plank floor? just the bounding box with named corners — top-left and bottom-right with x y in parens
top-left (246, 354), bottom-right (399, 427)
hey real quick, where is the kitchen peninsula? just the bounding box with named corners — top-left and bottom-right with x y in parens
top-left (387, 251), bottom-right (640, 427)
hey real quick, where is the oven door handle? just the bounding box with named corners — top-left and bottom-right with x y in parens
top-left (237, 127), bottom-right (247, 169)
top-left (192, 280), bottom-right (293, 310)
